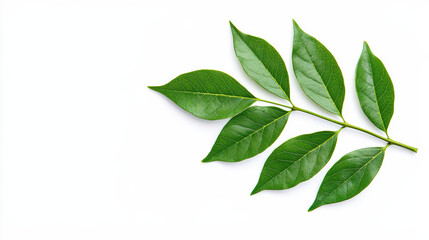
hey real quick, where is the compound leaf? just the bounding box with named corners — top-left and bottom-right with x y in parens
top-left (202, 106), bottom-right (290, 162)
top-left (252, 130), bottom-right (339, 195)
top-left (149, 70), bottom-right (256, 120)
top-left (309, 146), bottom-right (386, 211)
top-left (292, 20), bottom-right (345, 116)
top-left (356, 42), bottom-right (395, 133)
top-left (230, 22), bottom-right (290, 100)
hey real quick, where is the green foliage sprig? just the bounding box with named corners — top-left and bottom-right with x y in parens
top-left (149, 20), bottom-right (417, 211)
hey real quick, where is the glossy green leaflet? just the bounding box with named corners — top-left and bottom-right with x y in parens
top-left (149, 20), bottom-right (417, 211)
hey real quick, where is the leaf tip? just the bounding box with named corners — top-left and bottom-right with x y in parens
top-left (307, 203), bottom-right (318, 212)
top-left (229, 21), bottom-right (237, 32)
top-left (292, 19), bottom-right (297, 25)
top-left (363, 41), bottom-right (371, 51)
top-left (292, 19), bottom-right (301, 32)
top-left (201, 157), bottom-right (212, 163)
top-left (250, 187), bottom-right (261, 196)
top-left (148, 86), bottom-right (159, 91)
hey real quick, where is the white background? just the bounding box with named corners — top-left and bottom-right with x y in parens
top-left (1, 0), bottom-right (428, 239)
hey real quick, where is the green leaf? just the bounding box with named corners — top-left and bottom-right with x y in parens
top-left (252, 130), bottom-right (339, 195)
top-left (309, 146), bottom-right (386, 211)
top-left (230, 22), bottom-right (290, 100)
top-left (292, 20), bottom-right (345, 116)
top-left (202, 106), bottom-right (290, 162)
top-left (356, 42), bottom-right (395, 133)
top-left (149, 70), bottom-right (256, 120)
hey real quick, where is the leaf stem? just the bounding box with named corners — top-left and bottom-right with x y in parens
top-left (256, 98), bottom-right (418, 153)
top-left (256, 98), bottom-right (293, 110)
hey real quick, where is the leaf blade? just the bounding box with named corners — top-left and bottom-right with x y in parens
top-left (202, 106), bottom-right (290, 162)
top-left (292, 20), bottom-right (345, 116)
top-left (308, 146), bottom-right (386, 211)
top-left (149, 70), bottom-right (256, 120)
top-left (230, 22), bottom-right (290, 100)
top-left (356, 42), bottom-right (395, 132)
top-left (252, 130), bottom-right (339, 194)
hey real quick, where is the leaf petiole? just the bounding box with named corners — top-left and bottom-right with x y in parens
top-left (256, 98), bottom-right (417, 153)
